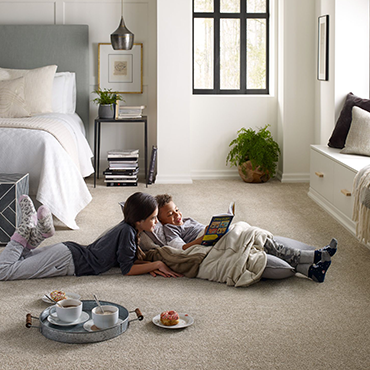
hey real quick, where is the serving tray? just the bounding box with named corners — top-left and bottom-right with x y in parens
top-left (26, 300), bottom-right (143, 344)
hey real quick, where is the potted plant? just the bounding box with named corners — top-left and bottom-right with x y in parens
top-left (226, 125), bottom-right (280, 183)
top-left (92, 88), bottom-right (123, 119)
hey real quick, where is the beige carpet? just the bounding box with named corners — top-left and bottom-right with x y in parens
top-left (1, 177), bottom-right (370, 370)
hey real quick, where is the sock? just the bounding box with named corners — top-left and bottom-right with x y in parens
top-left (314, 238), bottom-right (338, 263)
top-left (308, 259), bottom-right (332, 283)
top-left (27, 205), bottom-right (55, 249)
top-left (10, 195), bottom-right (37, 249)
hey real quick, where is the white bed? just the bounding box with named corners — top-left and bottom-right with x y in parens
top-left (0, 113), bottom-right (93, 229)
top-left (0, 25), bottom-right (93, 229)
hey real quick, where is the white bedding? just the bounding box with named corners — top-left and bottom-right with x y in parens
top-left (0, 113), bottom-right (94, 229)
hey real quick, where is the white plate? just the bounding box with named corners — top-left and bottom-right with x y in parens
top-left (47, 311), bottom-right (90, 326)
top-left (152, 313), bottom-right (194, 329)
top-left (42, 292), bottom-right (81, 304)
top-left (83, 318), bottom-right (124, 332)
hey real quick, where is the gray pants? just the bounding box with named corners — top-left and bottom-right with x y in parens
top-left (0, 240), bottom-right (75, 280)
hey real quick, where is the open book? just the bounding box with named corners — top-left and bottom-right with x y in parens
top-left (201, 201), bottom-right (235, 246)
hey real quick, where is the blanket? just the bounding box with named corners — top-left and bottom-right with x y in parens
top-left (197, 221), bottom-right (271, 287)
top-left (143, 222), bottom-right (271, 287)
top-left (0, 116), bottom-right (80, 170)
top-left (353, 163), bottom-right (370, 244)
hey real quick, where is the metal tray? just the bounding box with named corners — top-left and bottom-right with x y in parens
top-left (26, 300), bottom-right (143, 344)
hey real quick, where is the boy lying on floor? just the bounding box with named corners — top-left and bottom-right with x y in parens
top-left (142, 194), bottom-right (337, 284)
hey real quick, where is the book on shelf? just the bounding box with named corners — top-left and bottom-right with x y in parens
top-left (147, 146), bottom-right (157, 185)
top-left (106, 182), bottom-right (138, 187)
top-left (103, 168), bottom-right (139, 176)
top-left (104, 174), bottom-right (138, 180)
top-left (201, 201), bottom-right (235, 246)
top-left (107, 149), bottom-right (139, 158)
top-left (104, 178), bottom-right (138, 183)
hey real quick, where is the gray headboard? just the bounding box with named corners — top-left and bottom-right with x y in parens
top-left (0, 25), bottom-right (89, 133)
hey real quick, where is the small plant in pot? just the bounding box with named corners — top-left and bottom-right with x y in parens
top-left (226, 125), bottom-right (280, 183)
top-left (92, 88), bottom-right (123, 119)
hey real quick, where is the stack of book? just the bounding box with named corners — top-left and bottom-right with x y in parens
top-left (115, 105), bottom-right (145, 119)
top-left (103, 149), bottom-right (139, 186)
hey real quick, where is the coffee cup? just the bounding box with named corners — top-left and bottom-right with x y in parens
top-left (49, 298), bottom-right (83, 323)
top-left (92, 305), bottom-right (119, 329)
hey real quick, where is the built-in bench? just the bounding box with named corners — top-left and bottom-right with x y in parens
top-left (308, 145), bottom-right (370, 236)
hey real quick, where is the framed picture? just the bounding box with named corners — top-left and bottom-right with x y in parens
top-left (317, 15), bottom-right (329, 81)
top-left (98, 43), bottom-right (143, 93)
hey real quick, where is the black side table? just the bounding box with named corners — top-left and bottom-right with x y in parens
top-left (93, 116), bottom-right (148, 188)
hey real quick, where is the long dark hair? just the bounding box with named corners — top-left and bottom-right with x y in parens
top-left (123, 192), bottom-right (157, 228)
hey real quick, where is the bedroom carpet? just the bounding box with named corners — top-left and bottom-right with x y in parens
top-left (0, 177), bottom-right (369, 370)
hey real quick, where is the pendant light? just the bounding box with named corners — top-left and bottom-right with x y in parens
top-left (110, 0), bottom-right (134, 50)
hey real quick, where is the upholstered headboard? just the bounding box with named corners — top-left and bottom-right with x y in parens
top-left (0, 25), bottom-right (89, 133)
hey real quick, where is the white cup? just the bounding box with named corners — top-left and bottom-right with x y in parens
top-left (92, 305), bottom-right (119, 329)
top-left (50, 298), bottom-right (83, 323)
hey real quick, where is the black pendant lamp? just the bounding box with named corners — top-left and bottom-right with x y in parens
top-left (110, 0), bottom-right (134, 50)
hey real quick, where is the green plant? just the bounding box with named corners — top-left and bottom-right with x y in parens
top-left (92, 88), bottom-right (123, 105)
top-left (226, 125), bottom-right (280, 177)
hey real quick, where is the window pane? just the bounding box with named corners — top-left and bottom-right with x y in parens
top-left (194, 18), bottom-right (214, 89)
top-left (220, 0), bottom-right (240, 13)
top-left (194, 0), bottom-right (213, 12)
top-left (220, 19), bottom-right (240, 90)
top-left (246, 0), bottom-right (266, 13)
top-left (247, 19), bottom-right (266, 89)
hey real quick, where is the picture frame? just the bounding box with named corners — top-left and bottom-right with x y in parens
top-left (317, 15), bottom-right (329, 81)
top-left (98, 43), bottom-right (143, 93)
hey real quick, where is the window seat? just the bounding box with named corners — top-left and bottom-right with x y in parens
top-left (308, 145), bottom-right (370, 236)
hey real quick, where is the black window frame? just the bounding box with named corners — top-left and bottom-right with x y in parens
top-left (192, 0), bottom-right (270, 95)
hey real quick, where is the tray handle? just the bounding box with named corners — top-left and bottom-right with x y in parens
top-left (26, 313), bottom-right (41, 328)
top-left (129, 308), bottom-right (144, 322)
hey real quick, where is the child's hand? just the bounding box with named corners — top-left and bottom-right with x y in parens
top-left (149, 261), bottom-right (183, 278)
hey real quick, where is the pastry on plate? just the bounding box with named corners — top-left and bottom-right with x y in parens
top-left (160, 310), bottom-right (180, 326)
top-left (50, 290), bottom-right (66, 302)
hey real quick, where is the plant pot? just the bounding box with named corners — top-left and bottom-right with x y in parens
top-left (238, 161), bottom-right (270, 183)
top-left (98, 104), bottom-right (115, 119)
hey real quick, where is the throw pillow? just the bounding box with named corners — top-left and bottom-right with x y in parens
top-left (328, 92), bottom-right (370, 149)
top-left (0, 65), bottom-right (57, 115)
top-left (0, 77), bottom-right (30, 118)
top-left (340, 106), bottom-right (370, 156)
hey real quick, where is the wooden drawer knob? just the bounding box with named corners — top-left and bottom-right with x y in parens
top-left (315, 172), bottom-right (324, 178)
top-left (341, 189), bottom-right (351, 196)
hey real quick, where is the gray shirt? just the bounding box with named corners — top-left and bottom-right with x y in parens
top-left (163, 217), bottom-right (205, 249)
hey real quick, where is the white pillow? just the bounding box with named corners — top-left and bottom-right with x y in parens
top-left (341, 106), bottom-right (370, 157)
top-left (0, 77), bottom-right (30, 118)
top-left (0, 65), bottom-right (57, 115)
top-left (52, 72), bottom-right (76, 114)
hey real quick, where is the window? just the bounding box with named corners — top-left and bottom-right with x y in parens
top-left (193, 0), bottom-right (269, 94)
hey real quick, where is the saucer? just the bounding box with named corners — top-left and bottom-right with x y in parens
top-left (47, 311), bottom-right (90, 326)
top-left (83, 318), bottom-right (124, 332)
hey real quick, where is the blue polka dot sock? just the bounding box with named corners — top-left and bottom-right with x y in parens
top-left (314, 238), bottom-right (337, 263)
top-left (309, 250), bottom-right (332, 283)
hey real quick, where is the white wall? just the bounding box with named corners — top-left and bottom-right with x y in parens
top-left (2, 0), bottom-right (366, 183)
top-left (0, 0), bottom-right (157, 176)
top-left (315, 0), bottom-right (369, 145)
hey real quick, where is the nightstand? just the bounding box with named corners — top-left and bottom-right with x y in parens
top-left (93, 116), bottom-right (148, 188)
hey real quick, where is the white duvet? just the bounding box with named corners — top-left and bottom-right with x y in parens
top-left (0, 113), bottom-right (94, 229)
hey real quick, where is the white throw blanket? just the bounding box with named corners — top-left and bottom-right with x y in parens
top-left (353, 164), bottom-right (370, 244)
top-left (0, 115), bottom-right (80, 171)
top-left (196, 221), bottom-right (271, 287)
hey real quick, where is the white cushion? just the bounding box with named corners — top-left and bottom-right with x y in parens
top-left (0, 77), bottom-right (30, 118)
top-left (0, 65), bottom-right (57, 115)
top-left (52, 72), bottom-right (76, 114)
top-left (341, 106), bottom-right (370, 157)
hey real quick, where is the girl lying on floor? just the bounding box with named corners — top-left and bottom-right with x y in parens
top-left (0, 193), bottom-right (182, 280)
top-left (140, 194), bottom-right (337, 286)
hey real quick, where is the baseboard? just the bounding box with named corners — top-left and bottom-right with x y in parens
top-left (155, 174), bottom-right (193, 184)
top-left (191, 169), bottom-right (240, 180)
top-left (278, 170), bottom-right (310, 183)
